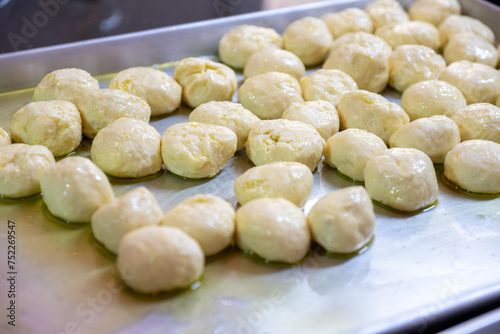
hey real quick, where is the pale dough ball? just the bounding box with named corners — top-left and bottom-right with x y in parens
top-left (0, 144), bottom-right (55, 198)
top-left (161, 122), bottom-right (237, 179)
top-left (239, 72), bottom-right (303, 119)
top-left (401, 80), bottom-right (467, 120)
top-left (246, 119), bottom-right (325, 171)
top-left (282, 101), bottom-right (339, 141)
top-left (9, 101), bottom-right (82, 157)
top-left (235, 198), bottom-right (310, 263)
top-left (324, 128), bottom-right (387, 181)
top-left (91, 118), bottom-right (162, 178)
top-left (375, 21), bottom-right (440, 51)
top-left (440, 60), bottom-right (500, 104)
top-left (76, 88), bottom-right (151, 139)
top-left (321, 8), bottom-right (373, 38)
top-left (451, 103), bottom-right (500, 143)
top-left (388, 45), bottom-right (446, 92)
top-left (444, 140), bottom-right (500, 193)
top-left (389, 115), bottom-right (460, 163)
top-left (328, 31), bottom-right (392, 58)
top-left (218, 24), bottom-right (283, 69)
top-left (365, 0), bottom-right (409, 30)
top-left (116, 226), bottom-right (204, 294)
top-left (188, 101), bottom-right (260, 151)
top-left (337, 90), bottom-right (409, 144)
top-left (308, 186), bottom-right (375, 254)
top-left (408, 0), bottom-right (461, 26)
top-left (282, 17), bottom-right (333, 67)
top-left (91, 187), bottom-right (163, 254)
top-left (443, 33), bottom-right (498, 67)
top-left (363, 148), bottom-right (438, 212)
top-left (233, 162), bottom-right (313, 207)
top-left (300, 69), bottom-right (358, 107)
top-left (33, 68), bottom-right (99, 105)
top-left (438, 14), bottom-right (495, 46)
top-left (243, 48), bottom-right (305, 80)
top-left (497, 94), bottom-right (500, 108)
top-left (40, 157), bottom-right (114, 223)
top-left (161, 194), bottom-right (235, 256)
top-left (108, 67), bottom-right (182, 116)
top-left (0, 127), bottom-right (10, 147)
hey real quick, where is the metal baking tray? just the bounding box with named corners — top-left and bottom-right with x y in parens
top-left (1, 1), bottom-right (500, 333)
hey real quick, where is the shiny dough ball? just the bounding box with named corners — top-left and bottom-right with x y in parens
top-left (33, 68), bottom-right (99, 105)
top-left (337, 90), bottom-right (409, 144)
top-left (116, 226), bottom-right (204, 294)
top-left (444, 140), bottom-right (500, 194)
top-left (161, 194), bottom-right (235, 256)
top-left (108, 67), bottom-right (182, 116)
top-left (401, 80), bottom-right (467, 120)
top-left (189, 101), bottom-right (260, 151)
top-left (388, 45), bottom-right (446, 92)
top-left (76, 88), bottom-right (151, 139)
top-left (91, 187), bottom-right (163, 254)
top-left (321, 8), bottom-right (373, 38)
top-left (328, 31), bottom-right (392, 58)
top-left (0, 127), bottom-right (10, 147)
top-left (450, 103), bottom-right (500, 143)
top-left (440, 60), bottom-right (500, 105)
top-left (40, 157), bottom-right (114, 223)
top-left (243, 48), bottom-right (305, 80)
top-left (161, 122), bottom-right (237, 179)
top-left (90, 118), bottom-right (162, 178)
top-left (218, 24), bottom-right (283, 69)
top-left (408, 0), bottom-right (461, 26)
top-left (233, 162), bottom-right (313, 207)
top-left (235, 198), bottom-right (310, 263)
top-left (389, 115), bottom-right (460, 163)
top-left (443, 33), bottom-right (498, 68)
top-left (324, 128), bottom-right (387, 182)
top-left (239, 72), bottom-right (303, 120)
top-left (300, 69), bottom-right (358, 107)
top-left (375, 21), bottom-right (441, 51)
top-left (282, 17), bottom-right (333, 67)
top-left (363, 148), bottom-right (438, 212)
top-left (365, 0), bottom-right (409, 30)
top-left (9, 101), bottom-right (82, 157)
top-left (246, 119), bottom-right (325, 171)
top-left (308, 186), bottom-right (375, 254)
top-left (0, 144), bottom-right (55, 198)
top-left (438, 14), bottom-right (495, 46)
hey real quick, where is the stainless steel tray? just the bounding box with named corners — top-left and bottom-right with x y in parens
top-left (1, 1), bottom-right (500, 334)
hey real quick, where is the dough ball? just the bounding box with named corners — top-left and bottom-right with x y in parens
top-left (308, 186), bottom-right (375, 254)
top-left (161, 194), bottom-right (235, 256)
top-left (188, 101), bottom-right (260, 151)
top-left (33, 68), bottom-right (99, 105)
top-left (282, 100), bottom-right (339, 141)
top-left (388, 45), bottom-right (446, 92)
top-left (91, 187), bottom-right (163, 254)
top-left (438, 14), bottom-right (495, 46)
top-left (91, 118), bottom-right (162, 178)
top-left (328, 31), bottom-right (393, 58)
top-left (0, 144), bottom-right (55, 198)
top-left (116, 226), bottom-right (204, 294)
top-left (363, 148), bottom-right (438, 212)
top-left (375, 21), bottom-right (440, 51)
top-left (234, 162), bottom-right (313, 207)
top-left (444, 140), bottom-right (500, 193)
top-left (440, 60), bottom-right (500, 104)
top-left (161, 122), bottom-right (237, 179)
top-left (108, 67), bottom-right (182, 116)
top-left (450, 103), bottom-right (500, 143)
top-left (324, 128), bottom-right (387, 181)
top-left (408, 0), bottom-right (461, 26)
top-left (9, 101), bottom-right (82, 157)
top-left (76, 88), bottom-right (151, 139)
top-left (239, 72), bottom-right (303, 119)
top-left (246, 119), bottom-right (325, 171)
top-left (300, 69), bottom-right (358, 107)
top-left (321, 8), bottom-right (373, 38)
top-left (243, 48), bottom-right (305, 80)
top-left (365, 0), bottom-right (409, 30)
top-left (401, 80), bottom-right (467, 120)
top-left (282, 17), bottom-right (333, 67)
top-left (337, 90), bottom-right (409, 143)
top-left (40, 157), bottom-right (114, 223)
top-left (235, 198), bottom-right (310, 263)
top-left (218, 24), bottom-right (283, 69)
top-left (389, 115), bottom-right (460, 163)
top-left (443, 33), bottom-right (498, 67)
top-left (0, 127), bottom-right (10, 147)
